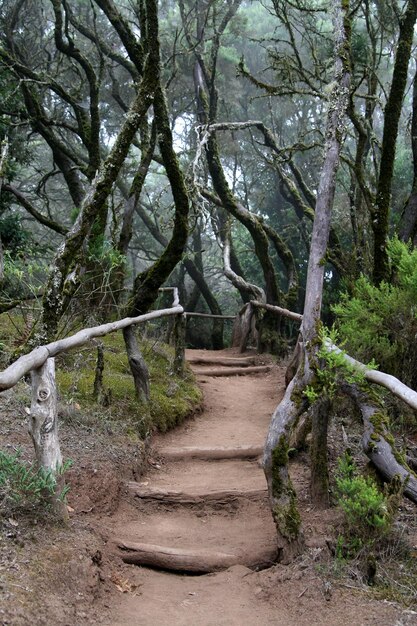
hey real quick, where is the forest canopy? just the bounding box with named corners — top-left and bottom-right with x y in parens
top-left (1, 0), bottom-right (416, 353)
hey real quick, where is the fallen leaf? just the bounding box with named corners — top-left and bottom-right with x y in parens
top-left (110, 573), bottom-right (140, 594)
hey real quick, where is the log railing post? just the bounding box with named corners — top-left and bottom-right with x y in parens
top-left (123, 325), bottom-right (150, 403)
top-left (29, 357), bottom-right (68, 518)
top-left (173, 313), bottom-right (186, 376)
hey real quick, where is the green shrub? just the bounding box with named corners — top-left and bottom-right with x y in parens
top-left (333, 238), bottom-right (417, 389)
top-left (0, 214), bottom-right (29, 254)
top-left (335, 452), bottom-right (392, 558)
top-left (0, 449), bottom-right (71, 515)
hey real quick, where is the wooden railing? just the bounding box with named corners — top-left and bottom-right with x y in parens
top-left (0, 289), bottom-right (186, 500)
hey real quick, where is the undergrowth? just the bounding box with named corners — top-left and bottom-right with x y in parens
top-left (0, 450), bottom-right (71, 516)
top-left (334, 451), bottom-right (395, 560)
top-left (56, 333), bottom-right (202, 438)
top-left (333, 237), bottom-right (417, 390)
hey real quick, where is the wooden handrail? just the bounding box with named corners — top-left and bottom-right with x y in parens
top-left (185, 312), bottom-right (236, 320)
top-left (0, 304), bottom-right (183, 392)
top-left (251, 300), bottom-right (303, 323)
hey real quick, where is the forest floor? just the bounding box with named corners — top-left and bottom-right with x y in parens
top-left (1, 348), bottom-right (417, 625)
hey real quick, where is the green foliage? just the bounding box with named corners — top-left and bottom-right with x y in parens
top-left (303, 325), bottom-right (374, 404)
top-left (333, 238), bottom-right (417, 389)
top-left (335, 451), bottom-right (392, 558)
top-left (89, 241), bottom-right (126, 269)
top-left (0, 450), bottom-right (71, 515)
top-left (0, 214), bottom-right (29, 254)
top-left (2, 251), bottom-right (47, 300)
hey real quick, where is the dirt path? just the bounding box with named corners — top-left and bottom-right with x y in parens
top-left (100, 349), bottom-right (412, 626)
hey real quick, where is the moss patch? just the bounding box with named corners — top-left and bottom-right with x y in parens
top-left (273, 487), bottom-right (301, 541)
top-left (270, 435), bottom-right (302, 540)
top-left (56, 334), bottom-right (202, 438)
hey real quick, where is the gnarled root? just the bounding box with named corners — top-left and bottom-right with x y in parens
top-left (345, 384), bottom-right (417, 503)
top-left (263, 372), bottom-right (308, 563)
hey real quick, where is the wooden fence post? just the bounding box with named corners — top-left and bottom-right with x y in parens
top-left (123, 326), bottom-right (150, 402)
top-left (173, 313), bottom-right (186, 376)
top-left (29, 357), bottom-right (67, 518)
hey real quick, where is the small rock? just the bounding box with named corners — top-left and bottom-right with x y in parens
top-left (323, 581), bottom-right (332, 600)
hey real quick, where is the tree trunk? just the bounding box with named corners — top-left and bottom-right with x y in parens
top-left (372, 0), bottom-right (417, 283)
top-left (0, 139), bottom-right (8, 284)
top-left (399, 63), bottom-right (417, 242)
top-left (173, 313), bottom-right (186, 377)
top-left (310, 397), bottom-right (331, 508)
top-left (40, 17), bottom-right (158, 340)
top-left (231, 303), bottom-right (258, 352)
top-left (123, 326), bottom-right (150, 403)
top-left (127, 81), bottom-right (190, 317)
top-left (263, 0), bottom-right (351, 560)
top-left (93, 343), bottom-right (105, 404)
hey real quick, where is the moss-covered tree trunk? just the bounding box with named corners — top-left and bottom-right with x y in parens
top-left (126, 82), bottom-right (190, 317)
top-left (372, 0), bottom-right (417, 283)
top-left (399, 63), bottom-right (417, 243)
top-left (263, 0), bottom-right (351, 561)
top-left (40, 0), bottom-right (160, 341)
top-left (123, 326), bottom-right (150, 403)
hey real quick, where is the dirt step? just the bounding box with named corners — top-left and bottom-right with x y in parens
top-left (128, 483), bottom-right (266, 504)
top-left (112, 499), bottom-right (278, 573)
top-left (117, 541), bottom-right (239, 573)
top-left (139, 458), bottom-right (266, 492)
top-left (157, 445), bottom-right (264, 461)
top-left (192, 365), bottom-right (271, 377)
top-left (187, 356), bottom-right (257, 367)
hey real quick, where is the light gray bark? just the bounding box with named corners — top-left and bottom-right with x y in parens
top-left (0, 305), bottom-right (183, 392)
top-left (29, 358), bottom-right (68, 517)
top-left (29, 358), bottom-right (62, 472)
top-left (263, 0), bottom-right (351, 559)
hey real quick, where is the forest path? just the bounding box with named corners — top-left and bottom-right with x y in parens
top-left (100, 349), bottom-right (405, 626)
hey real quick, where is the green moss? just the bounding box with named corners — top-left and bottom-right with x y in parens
top-left (273, 486), bottom-right (301, 540)
top-left (393, 448), bottom-right (407, 466)
top-left (367, 409), bottom-right (417, 478)
top-left (270, 435), bottom-right (302, 540)
top-left (55, 334), bottom-right (202, 438)
top-left (271, 435), bottom-right (289, 498)
top-left (370, 411), bottom-right (390, 431)
top-left (272, 435), bottom-right (289, 468)
top-left (290, 386), bottom-right (305, 409)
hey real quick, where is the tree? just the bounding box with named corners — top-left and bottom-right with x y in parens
top-left (0, 0), bottom-right (192, 345)
top-left (263, 0), bottom-right (351, 560)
